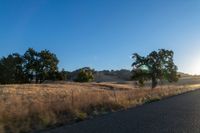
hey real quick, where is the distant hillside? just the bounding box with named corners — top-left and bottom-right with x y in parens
top-left (67, 68), bottom-right (194, 82)
top-left (95, 71), bottom-right (195, 82)
top-left (94, 69), bottom-right (132, 82)
top-left (67, 68), bottom-right (131, 82)
top-left (178, 72), bottom-right (193, 78)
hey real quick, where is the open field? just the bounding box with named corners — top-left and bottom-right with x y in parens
top-left (0, 77), bottom-right (200, 133)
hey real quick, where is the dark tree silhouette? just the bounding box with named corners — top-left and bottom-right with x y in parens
top-left (0, 48), bottom-right (61, 84)
top-left (23, 48), bottom-right (59, 83)
top-left (23, 48), bottom-right (40, 83)
top-left (0, 53), bottom-right (27, 84)
top-left (38, 49), bottom-right (59, 83)
top-left (132, 49), bottom-right (179, 88)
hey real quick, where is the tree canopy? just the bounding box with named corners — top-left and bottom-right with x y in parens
top-left (0, 53), bottom-right (26, 84)
top-left (132, 49), bottom-right (179, 88)
top-left (75, 67), bottom-right (94, 82)
top-left (0, 48), bottom-right (60, 84)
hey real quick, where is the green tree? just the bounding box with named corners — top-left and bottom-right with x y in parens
top-left (0, 53), bottom-right (26, 84)
top-left (38, 49), bottom-right (59, 83)
top-left (23, 48), bottom-right (40, 83)
top-left (12, 53), bottom-right (28, 83)
top-left (75, 68), bottom-right (94, 82)
top-left (132, 49), bottom-right (179, 88)
top-left (24, 48), bottom-right (59, 83)
top-left (0, 48), bottom-right (60, 84)
top-left (56, 69), bottom-right (68, 80)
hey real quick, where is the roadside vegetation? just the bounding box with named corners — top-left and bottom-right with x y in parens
top-left (0, 81), bottom-right (200, 133)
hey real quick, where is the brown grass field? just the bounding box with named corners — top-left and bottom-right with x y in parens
top-left (0, 77), bottom-right (200, 133)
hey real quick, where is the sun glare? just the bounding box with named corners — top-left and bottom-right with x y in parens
top-left (187, 57), bottom-right (200, 75)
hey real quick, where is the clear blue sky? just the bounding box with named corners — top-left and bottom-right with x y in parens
top-left (0, 0), bottom-right (200, 74)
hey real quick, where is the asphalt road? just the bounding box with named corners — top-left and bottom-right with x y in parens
top-left (41, 90), bottom-right (200, 133)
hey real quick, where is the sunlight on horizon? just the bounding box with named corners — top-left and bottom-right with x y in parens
top-left (182, 57), bottom-right (200, 75)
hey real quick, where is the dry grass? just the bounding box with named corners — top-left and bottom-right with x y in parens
top-left (0, 78), bottom-right (200, 133)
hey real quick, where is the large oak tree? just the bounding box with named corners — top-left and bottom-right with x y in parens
top-left (132, 49), bottom-right (179, 88)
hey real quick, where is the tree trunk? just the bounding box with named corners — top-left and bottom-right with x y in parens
top-left (35, 74), bottom-right (38, 84)
top-left (151, 76), bottom-right (157, 89)
top-left (36, 78), bottom-right (38, 84)
top-left (35, 72), bottom-right (39, 84)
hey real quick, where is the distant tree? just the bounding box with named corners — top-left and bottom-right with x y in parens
top-left (23, 48), bottom-right (40, 83)
top-left (75, 68), bottom-right (94, 82)
top-left (0, 53), bottom-right (27, 84)
top-left (24, 48), bottom-right (59, 83)
top-left (38, 49), bottom-right (59, 82)
top-left (132, 49), bottom-right (179, 88)
top-left (0, 48), bottom-right (60, 84)
top-left (11, 53), bottom-right (28, 83)
top-left (56, 69), bottom-right (68, 80)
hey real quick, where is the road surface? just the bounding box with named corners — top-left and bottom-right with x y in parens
top-left (40, 89), bottom-right (200, 133)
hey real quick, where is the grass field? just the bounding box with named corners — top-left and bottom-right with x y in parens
top-left (0, 77), bottom-right (200, 133)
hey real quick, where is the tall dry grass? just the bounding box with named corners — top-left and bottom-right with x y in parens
top-left (0, 82), bottom-right (200, 133)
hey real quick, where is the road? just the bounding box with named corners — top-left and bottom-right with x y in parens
top-left (40, 90), bottom-right (200, 133)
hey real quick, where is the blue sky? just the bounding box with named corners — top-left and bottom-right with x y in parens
top-left (0, 0), bottom-right (200, 74)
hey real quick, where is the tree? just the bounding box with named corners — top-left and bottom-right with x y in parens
top-left (11, 53), bottom-right (28, 83)
top-left (38, 49), bottom-right (59, 82)
top-left (0, 53), bottom-right (27, 84)
top-left (56, 69), bottom-right (68, 80)
top-left (75, 67), bottom-right (94, 82)
top-left (23, 48), bottom-right (59, 83)
top-left (0, 48), bottom-right (60, 84)
top-left (23, 48), bottom-right (40, 83)
top-left (132, 49), bottom-right (179, 88)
